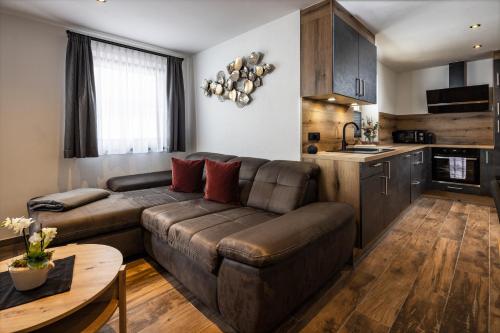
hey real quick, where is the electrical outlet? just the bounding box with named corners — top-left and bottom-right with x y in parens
top-left (308, 132), bottom-right (320, 141)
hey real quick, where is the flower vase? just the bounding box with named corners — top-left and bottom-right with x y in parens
top-left (9, 261), bottom-right (54, 291)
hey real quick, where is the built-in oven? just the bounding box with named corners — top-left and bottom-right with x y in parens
top-left (432, 148), bottom-right (480, 187)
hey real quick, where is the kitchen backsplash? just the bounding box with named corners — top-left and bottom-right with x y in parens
top-left (379, 111), bottom-right (493, 145)
top-left (302, 99), bottom-right (359, 153)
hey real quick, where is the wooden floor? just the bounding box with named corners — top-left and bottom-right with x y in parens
top-left (99, 196), bottom-right (500, 333)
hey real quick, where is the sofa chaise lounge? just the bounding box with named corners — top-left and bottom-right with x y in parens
top-left (27, 152), bottom-right (356, 332)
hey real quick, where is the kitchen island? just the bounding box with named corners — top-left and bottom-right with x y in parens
top-left (302, 144), bottom-right (494, 249)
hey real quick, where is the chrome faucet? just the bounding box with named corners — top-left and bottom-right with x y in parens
top-left (341, 122), bottom-right (360, 151)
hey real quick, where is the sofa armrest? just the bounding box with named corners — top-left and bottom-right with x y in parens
top-left (218, 202), bottom-right (355, 267)
top-left (107, 171), bottom-right (172, 192)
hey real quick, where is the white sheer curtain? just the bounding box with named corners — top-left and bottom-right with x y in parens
top-left (92, 41), bottom-right (168, 155)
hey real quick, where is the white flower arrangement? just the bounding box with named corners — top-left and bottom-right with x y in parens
top-left (1, 217), bottom-right (58, 269)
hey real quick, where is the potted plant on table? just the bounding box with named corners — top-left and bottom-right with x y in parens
top-left (1, 217), bottom-right (57, 291)
top-left (362, 117), bottom-right (379, 144)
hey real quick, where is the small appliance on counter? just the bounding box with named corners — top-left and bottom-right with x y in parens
top-left (392, 130), bottom-right (434, 144)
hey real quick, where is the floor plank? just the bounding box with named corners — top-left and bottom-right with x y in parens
top-left (439, 270), bottom-right (489, 333)
top-left (338, 311), bottom-right (390, 333)
top-left (439, 205), bottom-right (490, 333)
top-left (98, 197), bottom-right (494, 333)
top-left (439, 201), bottom-right (469, 241)
top-left (390, 237), bottom-right (460, 333)
top-left (490, 208), bottom-right (500, 333)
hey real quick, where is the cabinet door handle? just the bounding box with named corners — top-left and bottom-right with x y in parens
top-left (412, 180), bottom-right (421, 185)
top-left (447, 186), bottom-right (463, 190)
top-left (361, 80), bottom-right (365, 96)
top-left (384, 161), bottom-right (391, 179)
top-left (497, 119), bottom-right (499, 134)
top-left (380, 176), bottom-right (388, 195)
top-left (497, 102), bottom-right (499, 116)
top-left (419, 151), bottom-right (424, 164)
top-left (355, 78), bottom-right (360, 96)
top-left (486, 151), bottom-right (489, 164)
top-left (497, 72), bottom-right (499, 86)
top-left (370, 162), bottom-right (383, 168)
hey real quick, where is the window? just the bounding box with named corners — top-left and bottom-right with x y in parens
top-left (92, 41), bottom-right (168, 155)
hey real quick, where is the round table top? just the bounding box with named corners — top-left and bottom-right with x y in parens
top-left (0, 244), bottom-right (123, 332)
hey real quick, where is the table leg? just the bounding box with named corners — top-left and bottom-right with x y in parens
top-left (118, 265), bottom-right (127, 333)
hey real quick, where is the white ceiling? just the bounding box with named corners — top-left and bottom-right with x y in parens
top-left (339, 0), bottom-right (500, 71)
top-left (0, 0), bottom-right (319, 55)
top-left (1, 0), bottom-right (498, 71)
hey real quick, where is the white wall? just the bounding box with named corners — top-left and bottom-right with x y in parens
top-left (395, 58), bottom-right (493, 115)
top-left (193, 11), bottom-right (300, 160)
top-left (360, 61), bottom-right (398, 140)
top-left (0, 12), bottom-right (194, 218)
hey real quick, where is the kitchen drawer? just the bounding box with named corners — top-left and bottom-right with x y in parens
top-left (411, 179), bottom-right (425, 202)
top-left (431, 181), bottom-right (481, 195)
top-left (360, 160), bottom-right (385, 179)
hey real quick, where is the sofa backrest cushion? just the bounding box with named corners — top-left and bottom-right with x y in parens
top-left (227, 157), bottom-right (269, 205)
top-left (185, 152), bottom-right (236, 163)
top-left (107, 171), bottom-right (172, 192)
top-left (246, 160), bottom-right (320, 214)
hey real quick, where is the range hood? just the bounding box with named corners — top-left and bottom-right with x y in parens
top-left (426, 61), bottom-right (490, 114)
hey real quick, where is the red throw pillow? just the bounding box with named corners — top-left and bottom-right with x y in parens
top-left (170, 157), bottom-right (205, 193)
top-left (204, 159), bottom-right (242, 204)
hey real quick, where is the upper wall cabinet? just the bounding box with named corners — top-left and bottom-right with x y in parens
top-left (300, 0), bottom-right (377, 104)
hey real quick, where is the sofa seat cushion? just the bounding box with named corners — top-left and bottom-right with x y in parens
top-left (121, 186), bottom-right (203, 207)
top-left (30, 193), bottom-right (143, 244)
top-left (31, 187), bottom-right (204, 245)
top-left (141, 199), bottom-right (237, 241)
top-left (167, 207), bottom-right (278, 273)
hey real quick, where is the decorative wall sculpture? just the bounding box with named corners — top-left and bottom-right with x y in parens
top-left (201, 51), bottom-right (274, 107)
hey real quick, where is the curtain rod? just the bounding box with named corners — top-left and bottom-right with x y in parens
top-left (67, 30), bottom-right (183, 61)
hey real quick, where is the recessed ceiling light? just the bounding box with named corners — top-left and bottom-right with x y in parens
top-left (327, 97), bottom-right (336, 102)
top-left (473, 44), bottom-right (482, 49)
top-left (96, 0), bottom-right (107, 3)
top-left (351, 103), bottom-right (358, 106)
top-left (469, 24), bottom-right (481, 29)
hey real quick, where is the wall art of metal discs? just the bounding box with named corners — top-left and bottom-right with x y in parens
top-left (201, 51), bottom-right (274, 108)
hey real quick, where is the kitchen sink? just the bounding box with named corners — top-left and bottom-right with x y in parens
top-left (327, 147), bottom-right (395, 154)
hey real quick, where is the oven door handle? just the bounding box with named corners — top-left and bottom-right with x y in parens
top-left (433, 156), bottom-right (478, 161)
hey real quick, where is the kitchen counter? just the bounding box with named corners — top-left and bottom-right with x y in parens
top-left (302, 144), bottom-right (494, 163)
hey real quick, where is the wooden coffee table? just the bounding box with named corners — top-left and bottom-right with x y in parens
top-left (0, 244), bottom-right (126, 333)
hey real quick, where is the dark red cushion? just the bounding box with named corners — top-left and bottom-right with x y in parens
top-left (170, 157), bottom-right (205, 193)
top-left (204, 159), bottom-right (242, 204)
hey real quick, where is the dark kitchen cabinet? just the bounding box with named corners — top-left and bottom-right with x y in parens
top-left (410, 149), bottom-right (430, 202)
top-left (332, 15), bottom-right (377, 104)
top-left (495, 58), bottom-right (500, 89)
top-left (360, 161), bottom-right (387, 247)
top-left (492, 55), bottom-right (500, 165)
top-left (358, 34), bottom-right (377, 104)
top-left (385, 155), bottom-right (411, 223)
top-left (300, 1), bottom-right (377, 104)
top-left (333, 16), bottom-right (359, 100)
top-left (481, 149), bottom-right (495, 195)
top-left (360, 155), bottom-right (411, 247)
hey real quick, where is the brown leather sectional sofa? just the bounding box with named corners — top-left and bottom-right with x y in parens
top-left (30, 152), bottom-right (356, 332)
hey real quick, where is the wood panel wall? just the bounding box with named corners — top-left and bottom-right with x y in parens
top-left (302, 99), bottom-right (358, 152)
top-left (378, 112), bottom-right (397, 145)
top-left (379, 112), bottom-right (494, 145)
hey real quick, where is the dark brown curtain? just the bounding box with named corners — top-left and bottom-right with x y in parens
top-left (166, 57), bottom-right (186, 152)
top-left (64, 31), bottom-right (98, 158)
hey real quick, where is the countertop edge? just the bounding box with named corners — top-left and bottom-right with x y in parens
top-left (302, 144), bottom-right (494, 163)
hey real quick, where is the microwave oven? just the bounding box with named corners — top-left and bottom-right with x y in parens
top-left (392, 130), bottom-right (434, 144)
